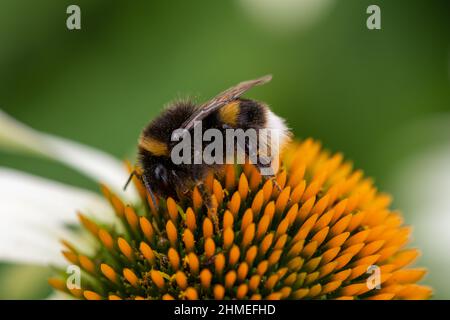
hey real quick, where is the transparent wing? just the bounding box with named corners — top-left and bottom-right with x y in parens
top-left (180, 75), bottom-right (272, 131)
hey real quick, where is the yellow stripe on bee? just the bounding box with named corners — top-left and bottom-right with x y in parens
top-left (139, 135), bottom-right (169, 156)
top-left (219, 101), bottom-right (240, 126)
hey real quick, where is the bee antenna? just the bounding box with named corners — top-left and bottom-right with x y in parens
top-left (123, 170), bottom-right (137, 191)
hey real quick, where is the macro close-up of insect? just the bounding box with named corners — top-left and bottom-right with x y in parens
top-left (1, 0), bottom-right (448, 309)
top-left (132, 75), bottom-right (291, 210)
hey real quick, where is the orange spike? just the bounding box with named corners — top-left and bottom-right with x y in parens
top-left (166, 197), bottom-right (178, 223)
top-left (275, 186), bottom-right (291, 214)
top-left (111, 195), bottom-right (125, 217)
top-left (249, 275), bottom-right (261, 292)
top-left (185, 207), bottom-right (197, 231)
top-left (183, 229), bottom-right (195, 252)
top-left (214, 284), bottom-right (225, 299)
top-left (256, 214), bottom-right (271, 240)
top-left (296, 196), bottom-right (316, 223)
top-left (225, 164), bottom-right (236, 191)
top-left (229, 245), bottom-right (240, 266)
top-left (79, 255), bottom-right (96, 274)
top-left (48, 278), bottom-right (67, 292)
top-left (84, 290), bottom-right (103, 300)
top-left (118, 237), bottom-right (134, 261)
top-left (268, 249), bottom-right (283, 266)
top-left (275, 218), bottom-right (290, 239)
top-left (256, 260), bottom-right (269, 276)
top-left (391, 249), bottom-right (420, 270)
top-left (101, 264), bottom-right (118, 284)
top-left (139, 242), bottom-right (155, 265)
top-left (259, 233), bottom-right (274, 257)
top-left (330, 214), bottom-right (352, 237)
top-left (288, 164), bottom-right (306, 187)
top-left (139, 217), bottom-right (154, 242)
top-left (150, 270), bottom-right (165, 289)
top-left (263, 201), bottom-right (276, 220)
top-left (290, 180), bottom-right (306, 204)
top-left (228, 192), bottom-right (241, 217)
top-left (193, 186), bottom-right (203, 211)
top-left (262, 179), bottom-right (273, 202)
top-left (213, 179), bottom-right (224, 205)
top-left (185, 287), bottom-right (198, 300)
top-left (200, 269), bottom-right (213, 289)
top-left (237, 284), bottom-right (248, 299)
top-left (240, 209), bottom-right (253, 233)
top-left (225, 270), bottom-right (237, 289)
top-left (251, 190), bottom-right (264, 217)
top-left (223, 210), bottom-right (234, 230)
top-left (238, 173), bottom-right (249, 200)
top-left (98, 229), bottom-right (114, 251)
top-left (123, 268), bottom-right (139, 288)
top-left (168, 247), bottom-right (180, 270)
top-left (204, 238), bottom-right (216, 258)
top-left (245, 245), bottom-right (258, 267)
top-left (265, 274), bottom-right (279, 291)
top-left (166, 220), bottom-right (178, 247)
top-left (77, 213), bottom-right (99, 236)
top-left (215, 253), bottom-right (226, 275)
top-left (203, 217), bottom-right (214, 238)
top-left (237, 262), bottom-right (249, 282)
top-left (302, 180), bottom-right (321, 201)
top-left (125, 206), bottom-right (139, 231)
top-left (249, 168), bottom-right (262, 191)
top-left (286, 204), bottom-right (299, 225)
top-left (311, 227), bottom-right (330, 247)
top-left (223, 227), bottom-right (234, 249)
top-left (175, 271), bottom-right (188, 290)
top-left (62, 250), bottom-right (78, 264)
top-left (287, 257), bottom-right (304, 272)
top-left (187, 253), bottom-right (199, 275)
top-left (242, 223), bottom-right (255, 248)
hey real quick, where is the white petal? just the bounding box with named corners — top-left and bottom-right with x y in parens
top-left (46, 291), bottom-right (73, 300)
top-left (0, 168), bottom-right (112, 265)
top-left (388, 143), bottom-right (450, 297)
top-left (0, 109), bottom-right (138, 201)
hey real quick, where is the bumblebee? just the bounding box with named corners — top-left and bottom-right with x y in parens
top-left (131, 75), bottom-right (290, 206)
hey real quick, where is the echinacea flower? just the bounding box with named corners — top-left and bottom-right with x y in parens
top-left (0, 110), bottom-right (432, 300)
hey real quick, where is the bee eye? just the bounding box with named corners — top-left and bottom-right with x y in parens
top-left (155, 165), bottom-right (168, 185)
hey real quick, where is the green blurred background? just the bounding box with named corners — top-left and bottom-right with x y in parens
top-left (0, 0), bottom-right (449, 299)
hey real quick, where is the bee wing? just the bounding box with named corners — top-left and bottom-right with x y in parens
top-left (180, 75), bottom-right (272, 131)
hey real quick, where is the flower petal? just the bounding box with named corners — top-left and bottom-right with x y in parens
top-left (0, 109), bottom-right (138, 201)
top-left (0, 168), bottom-right (113, 265)
top-left (389, 143), bottom-right (450, 298)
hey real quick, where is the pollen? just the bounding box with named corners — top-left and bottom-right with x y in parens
top-left (50, 139), bottom-right (432, 300)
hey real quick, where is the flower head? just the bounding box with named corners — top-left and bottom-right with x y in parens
top-left (49, 139), bottom-right (431, 300)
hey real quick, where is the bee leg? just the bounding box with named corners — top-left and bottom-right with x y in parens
top-left (141, 174), bottom-right (158, 210)
top-left (196, 181), bottom-right (220, 233)
top-left (255, 157), bottom-right (284, 195)
top-left (123, 170), bottom-right (138, 190)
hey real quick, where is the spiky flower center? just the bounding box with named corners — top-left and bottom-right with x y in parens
top-left (49, 139), bottom-right (431, 300)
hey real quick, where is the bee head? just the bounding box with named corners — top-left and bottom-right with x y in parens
top-left (145, 163), bottom-right (178, 199)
